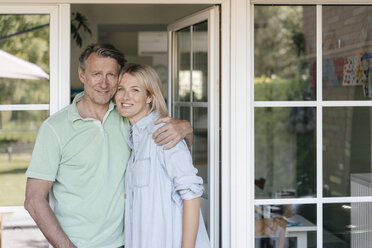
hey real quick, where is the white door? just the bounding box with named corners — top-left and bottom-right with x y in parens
top-left (168, 6), bottom-right (220, 247)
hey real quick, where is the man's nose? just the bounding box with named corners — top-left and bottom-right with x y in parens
top-left (100, 76), bottom-right (109, 88)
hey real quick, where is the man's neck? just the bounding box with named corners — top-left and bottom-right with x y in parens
top-left (76, 97), bottom-right (110, 123)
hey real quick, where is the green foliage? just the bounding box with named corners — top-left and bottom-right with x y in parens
top-left (0, 154), bottom-right (29, 206)
top-left (254, 77), bottom-right (315, 198)
top-left (254, 6), bottom-right (310, 82)
top-left (0, 15), bottom-right (50, 70)
top-left (71, 12), bottom-right (92, 48)
top-left (0, 15), bottom-right (49, 143)
top-left (253, 6), bottom-right (317, 198)
top-left (254, 75), bottom-right (311, 101)
top-left (254, 104), bottom-right (316, 198)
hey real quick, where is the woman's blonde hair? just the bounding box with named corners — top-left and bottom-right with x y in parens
top-left (119, 63), bottom-right (168, 117)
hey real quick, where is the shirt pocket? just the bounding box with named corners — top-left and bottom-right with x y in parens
top-left (132, 157), bottom-right (151, 188)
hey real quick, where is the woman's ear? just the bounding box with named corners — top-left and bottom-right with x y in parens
top-left (146, 95), bottom-right (153, 104)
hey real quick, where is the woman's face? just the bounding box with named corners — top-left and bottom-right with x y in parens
top-left (115, 73), bottom-right (152, 125)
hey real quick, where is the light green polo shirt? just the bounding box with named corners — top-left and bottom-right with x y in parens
top-left (26, 92), bottom-right (131, 248)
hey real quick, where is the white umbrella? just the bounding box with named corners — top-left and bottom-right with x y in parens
top-left (0, 49), bottom-right (49, 80)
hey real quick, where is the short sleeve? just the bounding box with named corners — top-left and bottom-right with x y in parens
top-left (160, 139), bottom-right (204, 203)
top-left (25, 121), bottom-right (61, 181)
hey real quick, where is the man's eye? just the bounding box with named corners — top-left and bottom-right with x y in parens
top-left (118, 87), bottom-right (124, 91)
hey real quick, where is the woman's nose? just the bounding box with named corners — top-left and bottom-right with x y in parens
top-left (123, 90), bottom-right (130, 100)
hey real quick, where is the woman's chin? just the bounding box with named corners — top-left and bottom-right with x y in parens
top-left (118, 110), bottom-right (131, 118)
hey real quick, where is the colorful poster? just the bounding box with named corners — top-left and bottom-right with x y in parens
top-left (342, 55), bottom-right (368, 86)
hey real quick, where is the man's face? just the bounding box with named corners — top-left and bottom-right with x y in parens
top-left (78, 53), bottom-right (119, 106)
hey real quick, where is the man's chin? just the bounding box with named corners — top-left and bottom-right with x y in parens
top-left (93, 97), bottom-right (112, 105)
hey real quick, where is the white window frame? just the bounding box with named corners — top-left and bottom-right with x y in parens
top-left (0, 4), bottom-right (70, 115)
top-left (249, 1), bottom-right (372, 248)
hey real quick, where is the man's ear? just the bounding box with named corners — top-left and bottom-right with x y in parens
top-left (78, 67), bottom-right (85, 84)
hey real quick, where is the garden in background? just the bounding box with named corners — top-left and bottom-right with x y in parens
top-left (0, 14), bottom-right (50, 206)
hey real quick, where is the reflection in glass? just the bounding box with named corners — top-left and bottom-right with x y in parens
top-left (176, 27), bottom-right (191, 102)
top-left (193, 21), bottom-right (208, 102)
top-left (192, 107), bottom-right (208, 230)
top-left (193, 107), bottom-right (208, 184)
top-left (174, 106), bottom-right (190, 123)
top-left (0, 110), bottom-right (48, 206)
top-left (324, 203), bottom-right (372, 247)
top-left (255, 107), bottom-right (316, 199)
top-left (0, 14), bottom-right (50, 104)
top-left (323, 107), bottom-right (372, 197)
top-left (323, 6), bottom-right (372, 100)
top-left (255, 204), bottom-right (316, 248)
top-left (254, 5), bottom-right (316, 101)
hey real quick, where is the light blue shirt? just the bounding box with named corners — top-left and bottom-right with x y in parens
top-left (124, 112), bottom-right (210, 248)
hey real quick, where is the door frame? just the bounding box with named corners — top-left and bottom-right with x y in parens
top-left (167, 6), bottom-right (220, 247)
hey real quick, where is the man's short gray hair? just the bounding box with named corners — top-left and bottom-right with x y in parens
top-left (79, 43), bottom-right (126, 73)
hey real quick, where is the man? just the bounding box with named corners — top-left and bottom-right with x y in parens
top-left (24, 44), bottom-right (192, 248)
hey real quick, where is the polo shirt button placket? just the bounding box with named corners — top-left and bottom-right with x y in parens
top-left (94, 120), bottom-right (105, 134)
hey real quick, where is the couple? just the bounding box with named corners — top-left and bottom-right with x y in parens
top-left (24, 44), bottom-right (209, 248)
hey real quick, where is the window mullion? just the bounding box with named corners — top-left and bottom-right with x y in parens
top-left (316, 4), bottom-right (323, 248)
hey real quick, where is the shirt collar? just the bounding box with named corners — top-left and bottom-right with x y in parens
top-left (68, 91), bottom-right (115, 123)
top-left (132, 111), bottom-right (160, 134)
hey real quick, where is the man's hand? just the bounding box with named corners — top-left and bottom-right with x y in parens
top-left (153, 117), bottom-right (193, 150)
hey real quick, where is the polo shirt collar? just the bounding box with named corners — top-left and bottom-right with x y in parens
top-left (68, 91), bottom-right (115, 123)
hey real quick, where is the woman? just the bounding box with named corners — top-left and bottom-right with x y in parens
top-left (115, 63), bottom-right (210, 248)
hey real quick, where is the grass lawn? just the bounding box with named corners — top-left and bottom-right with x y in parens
top-left (0, 153), bottom-right (30, 206)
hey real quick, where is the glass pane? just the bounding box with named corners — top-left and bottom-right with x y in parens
top-left (175, 27), bottom-right (191, 102)
top-left (0, 14), bottom-right (50, 104)
top-left (193, 107), bottom-right (209, 230)
top-left (255, 204), bottom-right (317, 248)
top-left (324, 203), bottom-right (372, 247)
top-left (323, 6), bottom-right (372, 100)
top-left (193, 21), bottom-right (208, 102)
top-left (173, 106), bottom-right (190, 123)
top-left (0, 110), bottom-right (49, 206)
top-left (193, 107), bottom-right (208, 183)
top-left (255, 107), bottom-right (316, 199)
top-left (254, 6), bottom-right (316, 101)
top-left (323, 107), bottom-right (372, 197)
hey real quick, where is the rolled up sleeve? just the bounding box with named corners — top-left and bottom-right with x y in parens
top-left (161, 140), bottom-right (204, 204)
